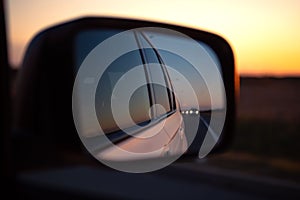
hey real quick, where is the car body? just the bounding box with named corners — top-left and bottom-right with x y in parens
top-left (75, 29), bottom-right (187, 160)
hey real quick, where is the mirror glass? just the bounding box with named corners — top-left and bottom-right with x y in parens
top-left (72, 27), bottom-right (226, 172)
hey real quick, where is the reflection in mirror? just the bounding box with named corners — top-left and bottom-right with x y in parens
top-left (73, 27), bottom-right (226, 169)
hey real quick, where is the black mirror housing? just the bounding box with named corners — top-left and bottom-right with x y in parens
top-left (14, 17), bottom-right (238, 164)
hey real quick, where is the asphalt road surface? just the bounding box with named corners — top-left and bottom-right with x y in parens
top-left (15, 112), bottom-right (300, 199)
top-left (17, 164), bottom-right (300, 200)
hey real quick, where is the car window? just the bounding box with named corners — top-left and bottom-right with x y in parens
top-left (145, 48), bottom-right (172, 117)
top-left (75, 30), bottom-right (152, 136)
top-left (158, 50), bottom-right (212, 111)
top-left (137, 34), bottom-right (173, 118)
top-left (95, 49), bottom-right (151, 134)
top-left (142, 31), bottom-right (225, 112)
top-left (75, 29), bottom-right (123, 71)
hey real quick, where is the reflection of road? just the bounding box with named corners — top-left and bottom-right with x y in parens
top-left (183, 112), bottom-right (214, 154)
top-left (182, 110), bottom-right (226, 155)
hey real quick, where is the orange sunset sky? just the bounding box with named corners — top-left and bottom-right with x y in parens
top-left (5, 0), bottom-right (300, 76)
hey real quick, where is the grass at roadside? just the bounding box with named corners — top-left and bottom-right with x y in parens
top-left (205, 118), bottom-right (300, 183)
top-left (231, 119), bottom-right (300, 161)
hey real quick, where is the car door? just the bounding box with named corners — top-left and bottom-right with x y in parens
top-left (92, 30), bottom-right (182, 161)
top-left (136, 31), bottom-right (187, 156)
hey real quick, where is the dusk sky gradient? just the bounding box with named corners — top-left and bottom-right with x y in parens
top-left (6, 0), bottom-right (300, 76)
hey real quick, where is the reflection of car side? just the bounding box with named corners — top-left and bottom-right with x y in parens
top-left (81, 30), bottom-right (187, 160)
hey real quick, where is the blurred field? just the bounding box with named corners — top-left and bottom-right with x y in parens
top-left (234, 77), bottom-right (300, 159)
top-left (208, 77), bottom-right (300, 183)
top-left (238, 77), bottom-right (300, 121)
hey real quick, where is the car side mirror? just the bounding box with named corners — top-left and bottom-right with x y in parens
top-left (14, 17), bottom-right (238, 172)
